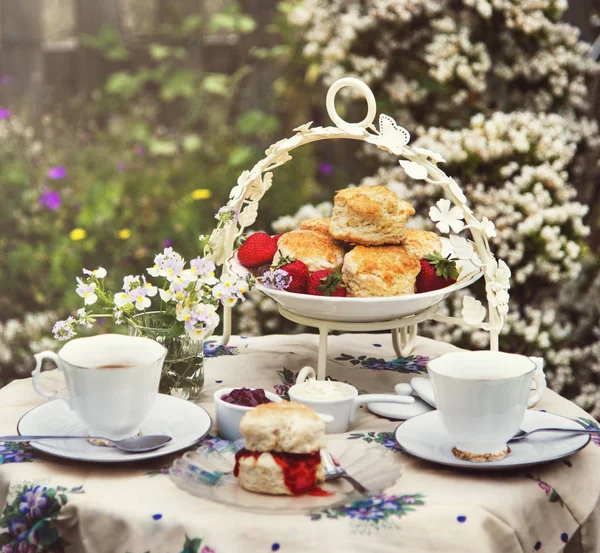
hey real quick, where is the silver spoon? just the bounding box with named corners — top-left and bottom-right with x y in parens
top-left (0, 434), bottom-right (172, 453)
top-left (509, 428), bottom-right (599, 442)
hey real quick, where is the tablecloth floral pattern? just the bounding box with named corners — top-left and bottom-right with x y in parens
top-left (1, 333), bottom-right (599, 553)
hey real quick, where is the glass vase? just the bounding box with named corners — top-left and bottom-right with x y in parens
top-left (128, 312), bottom-right (204, 401)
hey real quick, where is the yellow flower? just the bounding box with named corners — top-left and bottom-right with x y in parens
top-left (191, 188), bottom-right (212, 200)
top-left (117, 228), bottom-right (132, 240)
top-left (69, 228), bottom-right (87, 241)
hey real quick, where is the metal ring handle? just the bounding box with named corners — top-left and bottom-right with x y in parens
top-left (326, 77), bottom-right (377, 131)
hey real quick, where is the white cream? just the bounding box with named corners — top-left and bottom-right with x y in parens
top-left (291, 378), bottom-right (353, 400)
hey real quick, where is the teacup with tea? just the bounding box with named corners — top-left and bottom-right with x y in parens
top-left (32, 334), bottom-right (167, 440)
top-left (427, 350), bottom-right (545, 461)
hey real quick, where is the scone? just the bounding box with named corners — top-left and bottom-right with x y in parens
top-left (401, 229), bottom-right (442, 259)
top-left (342, 245), bottom-right (421, 297)
top-left (299, 217), bottom-right (332, 236)
top-left (272, 230), bottom-right (345, 272)
top-left (235, 402), bottom-right (326, 496)
top-left (329, 185), bottom-right (415, 246)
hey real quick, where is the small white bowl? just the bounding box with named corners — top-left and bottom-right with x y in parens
top-left (214, 387), bottom-right (282, 441)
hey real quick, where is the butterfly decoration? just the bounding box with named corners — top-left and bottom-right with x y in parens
top-left (365, 114), bottom-right (411, 155)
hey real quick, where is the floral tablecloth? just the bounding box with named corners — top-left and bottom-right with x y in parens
top-left (1, 333), bottom-right (600, 553)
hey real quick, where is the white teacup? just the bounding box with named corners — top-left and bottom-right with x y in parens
top-left (289, 366), bottom-right (415, 434)
top-left (427, 351), bottom-right (544, 460)
top-left (32, 334), bottom-right (167, 440)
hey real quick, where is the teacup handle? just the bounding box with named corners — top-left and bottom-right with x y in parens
top-left (350, 394), bottom-right (415, 423)
top-left (32, 351), bottom-right (72, 408)
top-left (528, 356), bottom-right (546, 408)
top-left (296, 366), bottom-right (316, 385)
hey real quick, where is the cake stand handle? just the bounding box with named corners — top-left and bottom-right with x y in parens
top-left (392, 325), bottom-right (417, 357)
top-left (218, 306), bottom-right (232, 346)
top-left (317, 326), bottom-right (330, 380)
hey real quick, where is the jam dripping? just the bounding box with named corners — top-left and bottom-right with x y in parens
top-left (234, 449), bottom-right (329, 495)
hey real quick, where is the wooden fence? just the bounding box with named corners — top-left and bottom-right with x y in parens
top-left (0, 0), bottom-right (276, 126)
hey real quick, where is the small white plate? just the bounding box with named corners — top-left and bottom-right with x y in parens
top-left (394, 410), bottom-right (590, 470)
top-left (17, 394), bottom-right (212, 463)
top-left (170, 439), bottom-right (401, 514)
top-left (410, 377), bottom-right (436, 407)
top-left (367, 396), bottom-right (434, 420)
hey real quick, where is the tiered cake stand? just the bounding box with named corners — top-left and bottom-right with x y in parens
top-left (208, 77), bottom-right (511, 380)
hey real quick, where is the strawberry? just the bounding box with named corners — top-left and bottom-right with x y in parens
top-left (273, 255), bottom-right (309, 294)
top-left (307, 267), bottom-right (347, 297)
top-left (416, 251), bottom-right (459, 293)
top-left (237, 233), bottom-right (278, 268)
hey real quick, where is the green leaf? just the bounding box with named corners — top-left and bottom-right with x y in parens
top-left (148, 139), bottom-right (178, 157)
top-left (183, 134), bottom-right (202, 152)
top-left (160, 71), bottom-right (197, 101)
top-left (149, 44), bottom-right (171, 61)
top-left (237, 110), bottom-right (280, 137)
top-left (208, 13), bottom-right (236, 32)
top-left (202, 74), bottom-right (229, 96)
top-left (237, 15), bottom-right (257, 33)
top-left (105, 72), bottom-right (145, 98)
top-left (180, 15), bottom-right (202, 35)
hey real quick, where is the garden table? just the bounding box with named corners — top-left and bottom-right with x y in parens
top-left (1, 333), bottom-right (599, 553)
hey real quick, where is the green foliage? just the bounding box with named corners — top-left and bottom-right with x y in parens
top-left (0, 3), bottom-right (319, 322)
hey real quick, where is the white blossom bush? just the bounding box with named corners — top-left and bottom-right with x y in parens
top-left (280, 0), bottom-right (600, 412)
top-left (0, 312), bottom-right (58, 389)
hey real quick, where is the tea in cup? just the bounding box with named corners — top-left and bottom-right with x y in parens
top-left (32, 334), bottom-right (167, 440)
top-left (427, 351), bottom-right (544, 461)
top-left (289, 366), bottom-right (415, 434)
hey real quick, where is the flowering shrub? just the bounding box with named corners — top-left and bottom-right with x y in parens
top-left (271, 0), bottom-right (600, 413)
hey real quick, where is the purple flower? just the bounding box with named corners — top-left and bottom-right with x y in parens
top-left (0, 442), bottom-right (34, 463)
top-left (200, 547), bottom-right (215, 553)
top-left (134, 143), bottom-right (146, 156)
top-left (117, 162), bottom-right (126, 172)
top-left (19, 486), bottom-right (49, 519)
top-left (0, 543), bottom-right (15, 553)
top-left (47, 166), bottom-right (66, 180)
top-left (163, 239), bottom-right (173, 247)
top-left (0, 108), bottom-right (10, 119)
top-left (0, 74), bottom-right (12, 85)
top-left (538, 482), bottom-right (552, 495)
top-left (39, 190), bottom-right (61, 210)
top-left (345, 506), bottom-right (385, 520)
top-left (8, 518), bottom-right (28, 539)
top-left (318, 162), bottom-right (334, 175)
top-left (261, 269), bottom-right (291, 291)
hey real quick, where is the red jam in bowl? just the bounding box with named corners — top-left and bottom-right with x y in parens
top-left (220, 387), bottom-right (272, 407)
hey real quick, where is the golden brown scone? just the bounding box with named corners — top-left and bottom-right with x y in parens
top-left (299, 217), bottom-right (332, 236)
top-left (272, 230), bottom-right (345, 272)
top-left (236, 452), bottom-right (325, 496)
top-left (342, 245), bottom-right (421, 297)
top-left (240, 401), bottom-right (325, 454)
top-left (329, 185), bottom-right (415, 246)
top-left (401, 229), bottom-right (442, 259)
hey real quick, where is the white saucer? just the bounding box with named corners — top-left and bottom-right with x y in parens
top-left (410, 377), bottom-right (436, 407)
top-left (17, 394), bottom-right (212, 463)
top-left (395, 410), bottom-right (590, 470)
top-left (367, 396), bottom-right (434, 420)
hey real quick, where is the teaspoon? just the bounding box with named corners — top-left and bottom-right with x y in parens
top-left (509, 428), bottom-right (599, 442)
top-left (0, 434), bottom-right (172, 453)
